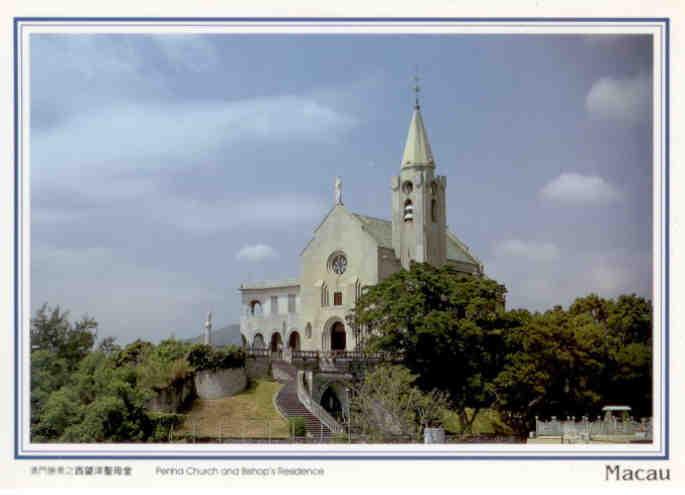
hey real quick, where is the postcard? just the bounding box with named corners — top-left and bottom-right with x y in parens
top-left (1, 0), bottom-right (683, 490)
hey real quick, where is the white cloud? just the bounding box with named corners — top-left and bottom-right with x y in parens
top-left (32, 96), bottom-right (357, 182)
top-left (485, 248), bottom-right (651, 312)
top-left (586, 72), bottom-right (651, 123)
top-left (236, 244), bottom-right (279, 262)
top-left (539, 172), bottom-right (622, 205)
top-left (493, 239), bottom-right (560, 262)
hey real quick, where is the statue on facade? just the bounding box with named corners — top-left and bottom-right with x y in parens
top-left (335, 176), bottom-right (343, 205)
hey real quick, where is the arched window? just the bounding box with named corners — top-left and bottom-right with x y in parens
top-left (353, 279), bottom-right (362, 304)
top-left (249, 300), bottom-right (262, 316)
top-left (253, 333), bottom-right (265, 349)
top-left (431, 199), bottom-right (437, 222)
top-left (305, 322), bottom-right (312, 339)
top-left (404, 199), bottom-right (414, 222)
top-left (321, 283), bottom-right (329, 306)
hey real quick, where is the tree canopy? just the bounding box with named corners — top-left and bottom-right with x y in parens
top-left (350, 364), bottom-right (449, 442)
top-left (493, 294), bottom-right (652, 435)
top-left (352, 263), bottom-right (652, 437)
top-left (352, 262), bottom-right (517, 432)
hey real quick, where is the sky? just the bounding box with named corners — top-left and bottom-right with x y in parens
top-left (29, 33), bottom-right (653, 344)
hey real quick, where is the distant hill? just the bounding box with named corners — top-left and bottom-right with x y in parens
top-left (187, 323), bottom-right (242, 347)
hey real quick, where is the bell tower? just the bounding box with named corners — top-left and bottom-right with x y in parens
top-left (391, 77), bottom-right (447, 269)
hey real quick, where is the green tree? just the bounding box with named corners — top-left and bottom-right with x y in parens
top-left (492, 307), bottom-right (605, 436)
top-left (492, 294), bottom-right (652, 436)
top-left (96, 336), bottom-right (120, 356)
top-left (33, 351), bottom-right (152, 442)
top-left (352, 263), bottom-right (512, 433)
top-left (350, 364), bottom-right (448, 442)
top-left (30, 304), bottom-right (97, 432)
top-left (30, 303), bottom-right (97, 369)
top-left (30, 350), bottom-right (69, 427)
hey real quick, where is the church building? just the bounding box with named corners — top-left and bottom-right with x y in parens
top-left (239, 97), bottom-right (483, 353)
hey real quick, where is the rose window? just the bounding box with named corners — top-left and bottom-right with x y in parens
top-left (330, 254), bottom-right (347, 275)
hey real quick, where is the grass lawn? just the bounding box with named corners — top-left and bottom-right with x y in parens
top-left (176, 379), bottom-right (289, 439)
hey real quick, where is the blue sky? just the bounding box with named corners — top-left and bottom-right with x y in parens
top-left (30, 34), bottom-right (653, 344)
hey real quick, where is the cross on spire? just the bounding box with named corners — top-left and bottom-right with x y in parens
top-left (412, 67), bottom-right (421, 109)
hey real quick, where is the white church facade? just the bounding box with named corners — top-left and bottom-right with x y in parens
top-left (239, 100), bottom-right (483, 353)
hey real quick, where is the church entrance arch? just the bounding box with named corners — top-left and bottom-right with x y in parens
top-left (253, 333), bottom-right (265, 349)
top-left (320, 386), bottom-right (343, 420)
top-left (270, 332), bottom-right (283, 352)
top-left (288, 331), bottom-right (301, 351)
top-left (322, 318), bottom-right (347, 352)
top-left (331, 322), bottom-right (346, 351)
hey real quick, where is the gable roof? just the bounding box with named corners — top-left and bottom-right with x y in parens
top-left (352, 213), bottom-right (394, 248)
top-left (352, 212), bottom-right (480, 267)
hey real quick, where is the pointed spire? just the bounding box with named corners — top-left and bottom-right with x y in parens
top-left (402, 69), bottom-right (434, 168)
top-left (401, 106), bottom-right (434, 169)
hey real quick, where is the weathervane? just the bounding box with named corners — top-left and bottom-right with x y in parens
top-left (412, 66), bottom-right (421, 109)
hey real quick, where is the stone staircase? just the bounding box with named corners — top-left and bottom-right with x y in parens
top-left (272, 361), bottom-right (332, 440)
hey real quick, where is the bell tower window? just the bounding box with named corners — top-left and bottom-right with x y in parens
top-left (403, 199), bottom-right (414, 222)
top-left (431, 199), bottom-right (437, 222)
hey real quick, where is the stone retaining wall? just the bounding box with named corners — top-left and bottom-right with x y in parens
top-left (246, 356), bottom-right (270, 379)
top-left (194, 367), bottom-right (248, 399)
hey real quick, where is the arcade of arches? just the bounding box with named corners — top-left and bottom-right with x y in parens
top-left (249, 324), bottom-right (347, 352)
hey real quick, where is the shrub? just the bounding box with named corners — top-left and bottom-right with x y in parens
top-left (114, 339), bottom-right (154, 367)
top-left (148, 412), bottom-right (185, 442)
top-left (288, 416), bottom-right (307, 438)
top-left (186, 344), bottom-right (245, 371)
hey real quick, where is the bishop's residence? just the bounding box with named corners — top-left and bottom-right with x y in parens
top-left (239, 100), bottom-right (484, 354)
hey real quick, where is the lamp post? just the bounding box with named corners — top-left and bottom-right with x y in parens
top-left (345, 387), bottom-right (352, 443)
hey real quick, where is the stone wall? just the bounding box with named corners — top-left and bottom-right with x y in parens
top-left (246, 356), bottom-right (270, 379)
top-left (146, 375), bottom-right (195, 413)
top-left (271, 362), bottom-right (294, 382)
top-left (194, 367), bottom-right (248, 399)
